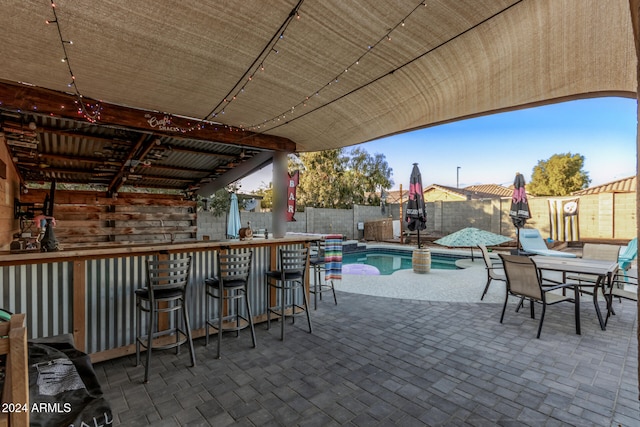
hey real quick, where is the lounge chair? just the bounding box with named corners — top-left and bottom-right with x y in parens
top-left (618, 237), bottom-right (637, 276)
top-left (518, 229), bottom-right (577, 258)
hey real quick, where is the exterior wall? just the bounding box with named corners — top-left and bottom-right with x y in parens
top-left (613, 193), bottom-right (636, 239)
top-left (423, 188), bottom-right (465, 202)
top-left (196, 192), bottom-right (637, 243)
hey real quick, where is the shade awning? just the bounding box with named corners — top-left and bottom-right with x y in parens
top-left (0, 0), bottom-right (635, 192)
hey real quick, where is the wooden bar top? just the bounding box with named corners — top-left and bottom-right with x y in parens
top-left (0, 234), bottom-right (323, 266)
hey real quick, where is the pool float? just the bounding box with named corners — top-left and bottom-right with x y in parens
top-left (343, 264), bottom-right (380, 275)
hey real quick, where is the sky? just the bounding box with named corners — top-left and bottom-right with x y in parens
top-left (239, 97), bottom-right (637, 192)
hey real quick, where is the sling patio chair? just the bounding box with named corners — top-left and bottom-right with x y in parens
top-left (478, 244), bottom-right (506, 300)
top-left (498, 254), bottom-right (579, 338)
top-left (565, 243), bottom-right (621, 289)
top-left (605, 268), bottom-right (638, 326)
top-left (518, 228), bottom-right (577, 258)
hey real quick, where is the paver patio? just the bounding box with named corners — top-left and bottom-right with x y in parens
top-left (95, 287), bottom-right (638, 426)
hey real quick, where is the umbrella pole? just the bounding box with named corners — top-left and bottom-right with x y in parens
top-left (417, 229), bottom-right (421, 248)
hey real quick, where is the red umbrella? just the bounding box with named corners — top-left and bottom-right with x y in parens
top-left (406, 163), bottom-right (427, 248)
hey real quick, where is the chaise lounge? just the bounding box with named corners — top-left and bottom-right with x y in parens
top-left (519, 228), bottom-right (577, 258)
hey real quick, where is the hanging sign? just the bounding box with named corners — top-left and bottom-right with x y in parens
top-left (286, 171), bottom-right (299, 222)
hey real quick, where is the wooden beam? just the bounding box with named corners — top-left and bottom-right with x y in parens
top-left (0, 80), bottom-right (296, 152)
top-left (108, 133), bottom-right (149, 195)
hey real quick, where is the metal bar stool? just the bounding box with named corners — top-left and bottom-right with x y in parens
top-left (204, 249), bottom-right (256, 359)
top-left (265, 247), bottom-right (312, 340)
top-left (135, 256), bottom-right (195, 383)
top-left (309, 235), bottom-right (341, 309)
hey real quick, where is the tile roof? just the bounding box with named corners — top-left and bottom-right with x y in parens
top-left (425, 184), bottom-right (512, 200)
top-left (463, 184), bottom-right (513, 198)
top-left (572, 176), bottom-right (637, 195)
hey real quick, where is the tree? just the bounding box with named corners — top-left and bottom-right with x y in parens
top-left (344, 148), bottom-right (393, 206)
top-left (252, 182), bottom-right (273, 209)
top-left (294, 148), bottom-right (393, 209)
top-left (527, 153), bottom-right (590, 196)
top-left (296, 149), bottom-right (348, 208)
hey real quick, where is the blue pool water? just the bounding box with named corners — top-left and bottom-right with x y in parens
top-left (342, 248), bottom-right (464, 275)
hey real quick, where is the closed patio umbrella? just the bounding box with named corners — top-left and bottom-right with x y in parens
top-left (509, 172), bottom-right (531, 253)
top-left (227, 192), bottom-right (241, 239)
top-left (406, 163), bottom-right (427, 248)
top-left (434, 227), bottom-right (512, 260)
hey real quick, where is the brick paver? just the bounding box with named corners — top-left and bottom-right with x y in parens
top-left (95, 291), bottom-right (639, 426)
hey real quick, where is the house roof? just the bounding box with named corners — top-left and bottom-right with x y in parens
top-left (424, 183), bottom-right (512, 200)
top-left (463, 184), bottom-right (513, 198)
top-left (572, 176), bottom-right (637, 196)
top-left (0, 1), bottom-right (636, 194)
top-left (384, 190), bottom-right (409, 205)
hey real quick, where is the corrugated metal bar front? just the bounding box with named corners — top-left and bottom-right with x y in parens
top-left (0, 262), bottom-right (73, 340)
top-left (84, 244), bottom-right (281, 354)
top-left (0, 241), bottom-right (305, 355)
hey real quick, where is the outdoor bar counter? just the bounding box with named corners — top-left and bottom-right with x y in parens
top-left (0, 235), bottom-right (320, 362)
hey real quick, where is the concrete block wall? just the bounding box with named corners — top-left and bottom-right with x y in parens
top-left (614, 193), bottom-right (636, 239)
top-left (196, 192), bottom-right (637, 243)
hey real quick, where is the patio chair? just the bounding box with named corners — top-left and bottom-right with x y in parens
top-left (518, 228), bottom-right (577, 258)
top-left (498, 254), bottom-right (579, 338)
top-left (478, 244), bottom-right (506, 300)
top-left (566, 243), bottom-right (621, 288)
top-left (618, 237), bottom-right (637, 279)
top-left (605, 268), bottom-right (637, 326)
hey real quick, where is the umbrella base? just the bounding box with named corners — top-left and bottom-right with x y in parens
top-left (412, 248), bottom-right (431, 274)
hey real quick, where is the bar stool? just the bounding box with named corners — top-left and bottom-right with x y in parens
top-left (204, 249), bottom-right (256, 359)
top-left (309, 235), bottom-right (341, 309)
top-left (265, 247), bottom-right (312, 340)
top-left (135, 256), bottom-right (195, 383)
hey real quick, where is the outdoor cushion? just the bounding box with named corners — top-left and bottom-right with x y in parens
top-left (519, 229), bottom-right (577, 258)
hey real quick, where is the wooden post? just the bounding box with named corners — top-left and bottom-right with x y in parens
top-left (399, 184), bottom-right (404, 244)
top-left (73, 260), bottom-right (86, 352)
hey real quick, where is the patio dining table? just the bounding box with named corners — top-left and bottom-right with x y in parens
top-left (531, 256), bottom-right (619, 331)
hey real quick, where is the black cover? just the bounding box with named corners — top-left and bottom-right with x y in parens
top-left (509, 172), bottom-right (531, 251)
top-left (405, 163), bottom-right (427, 246)
top-left (509, 173), bottom-right (531, 228)
top-left (28, 339), bottom-right (112, 427)
top-left (40, 220), bottom-right (59, 252)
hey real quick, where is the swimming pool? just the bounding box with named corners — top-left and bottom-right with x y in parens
top-left (342, 248), bottom-right (465, 275)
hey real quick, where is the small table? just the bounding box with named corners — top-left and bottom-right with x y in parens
top-left (531, 256), bottom-right (618, 331)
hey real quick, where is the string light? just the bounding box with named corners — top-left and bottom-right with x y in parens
top-left (45, 0), bottom-right (102, 123)
top-left (200, 0), bottom-right (305, 124)
top-left (246, 0), bottom-right (429, 131)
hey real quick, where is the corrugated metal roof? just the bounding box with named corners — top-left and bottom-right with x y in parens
top-left (0, 111), bottom-right (270, 195)
top-left (572, 176), bottom-right (637, 195)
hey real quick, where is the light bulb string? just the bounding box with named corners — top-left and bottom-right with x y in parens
top-left (246, 0), bottom-right (429, 131)
top-left (202, 0), bottom-right (305, 122)
top-left (47, 0), bottom-right (101, 123)
top-left (253, 0), bottom-right (523, 134)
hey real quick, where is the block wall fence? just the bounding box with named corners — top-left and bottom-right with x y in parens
top-left (197, 193), bottom-right (637, 244)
